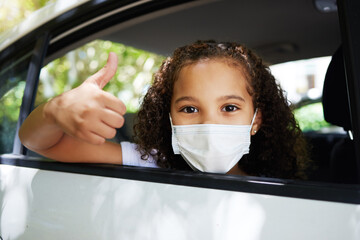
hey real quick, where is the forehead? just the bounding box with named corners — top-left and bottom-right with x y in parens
top-left (175, 58), bottom-right (251, 91)
top-left (173, 59), bottom-right (253, 100)
top-left (177, 56), bottom-right (249, 78)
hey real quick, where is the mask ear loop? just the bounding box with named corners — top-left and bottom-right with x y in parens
top-left (169, 113), bottom-right (181, 154)
top-left (169, 113), bottom-right (174, 128)
top-left (250, 108), bottom-right (258, 134)
top-left (250, 108), bottom-right (258, 127)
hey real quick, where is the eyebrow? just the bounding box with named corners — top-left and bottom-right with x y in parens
top-left (174, 96), bottom-right (199, 104)
top-left (218, 95), bottom-right (246, 102)
top-left (175, 95), bottom-right (245, 104)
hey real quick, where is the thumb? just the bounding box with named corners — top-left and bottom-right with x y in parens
top-left (85, 52), bottom-right (118, 89)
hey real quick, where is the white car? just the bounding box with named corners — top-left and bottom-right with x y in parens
top-left (1, 0), bottom-right (360, 239)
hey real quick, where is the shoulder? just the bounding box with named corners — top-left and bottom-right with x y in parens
top-left (120, 141), bottom-right (160, 168)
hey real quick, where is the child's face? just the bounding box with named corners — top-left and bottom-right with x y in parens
top-left (171, 59), bottom-right (261, 130)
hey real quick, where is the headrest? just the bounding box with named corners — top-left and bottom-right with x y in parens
top-left (322, 46), bottom-right (352, 131)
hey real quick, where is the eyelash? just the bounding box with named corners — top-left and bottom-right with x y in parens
top-left (180, 105), bottom-right (239, 113)
top-left (222, 104), bottom-right (239, 112)
top-left (180, 106), bottom-right (199, 113)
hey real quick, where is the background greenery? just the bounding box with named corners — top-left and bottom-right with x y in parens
top-left (294, 102), bottom-right (331, 132)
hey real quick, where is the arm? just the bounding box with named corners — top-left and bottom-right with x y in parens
top-left (19, 52), bottom-right (126, 164)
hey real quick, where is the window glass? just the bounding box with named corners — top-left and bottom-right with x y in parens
top-left (0, 55), bottom-right (31, 154)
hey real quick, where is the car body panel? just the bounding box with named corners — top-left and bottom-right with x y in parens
top-left (1, 164), bottom-right (360, 240)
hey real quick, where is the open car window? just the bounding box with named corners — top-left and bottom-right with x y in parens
top-left (25, 0), bottom-right (353, 184)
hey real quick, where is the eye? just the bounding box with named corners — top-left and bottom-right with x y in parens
top-left (222, 105), bottom-right (239, 112)
top-left (180, 106), bottom-right (198, 113)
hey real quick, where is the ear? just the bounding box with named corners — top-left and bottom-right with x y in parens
top-left (251, 109), bottom-right (262, 136)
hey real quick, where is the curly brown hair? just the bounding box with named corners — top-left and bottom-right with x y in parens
top-left (134, 40), bottom-right (310, 179)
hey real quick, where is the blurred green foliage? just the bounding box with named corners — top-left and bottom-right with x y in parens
top-left (0, 82), bottom-right (26, 121)
top-left (294, 102), bottom-right (331, 132)
top-left (36, 40), bottom-right (165, 112)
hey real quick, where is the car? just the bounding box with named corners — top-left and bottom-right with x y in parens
top-left (1, 0), bottom-right (360, 239)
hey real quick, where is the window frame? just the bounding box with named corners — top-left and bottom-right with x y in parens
top-left (12, 33), bottom-right (50, 155)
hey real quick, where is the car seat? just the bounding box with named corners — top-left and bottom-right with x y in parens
top-left (322, 46), bottom-right (358, 184)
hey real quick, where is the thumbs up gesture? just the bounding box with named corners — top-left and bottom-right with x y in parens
top-left (46, 52), bottom-right (126, 145)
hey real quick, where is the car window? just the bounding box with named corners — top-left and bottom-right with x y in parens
top-left (15, 0), bottom-right (357, 184)
top-left (31, 2), bottom-right (343, 182)
top-left (0, 54), bottom-right (31, 153)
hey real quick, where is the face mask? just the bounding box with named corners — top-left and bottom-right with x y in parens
top-left (170, 109), bottom-right (258, 174)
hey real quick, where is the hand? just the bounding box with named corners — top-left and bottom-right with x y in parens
top-left (45, 52), bottom-right (126, 145)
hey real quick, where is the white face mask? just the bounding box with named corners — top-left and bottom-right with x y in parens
top-left (171, 109), bottom-right (258, 174)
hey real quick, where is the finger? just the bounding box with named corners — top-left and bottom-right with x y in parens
top-left (85, 52), bottom-right (118, 89)
top-left (84, 132), bottom-right (106, 145)
top-left (70, 128), bottom-right (106, 145)
top-left (90, 121), bottom-right (117, 139)
top-left (100, 109), bottom-right (125, 129)
top-left (102, 91), bottom-right (127, 115)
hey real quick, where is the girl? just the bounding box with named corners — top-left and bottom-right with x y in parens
top-left (19, 40), bottom-right (310, 179)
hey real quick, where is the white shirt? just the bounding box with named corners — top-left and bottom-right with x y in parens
top-left (120, 141), bottom-right (159, 168)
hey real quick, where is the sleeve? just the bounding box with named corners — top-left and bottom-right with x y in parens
top-left (120, 141), bottom-right (160, 168)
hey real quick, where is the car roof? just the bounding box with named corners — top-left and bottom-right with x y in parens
top-left (102, 0), bottom-right (341, 64)
top-left (0, 0), bottom-right (341, 65)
